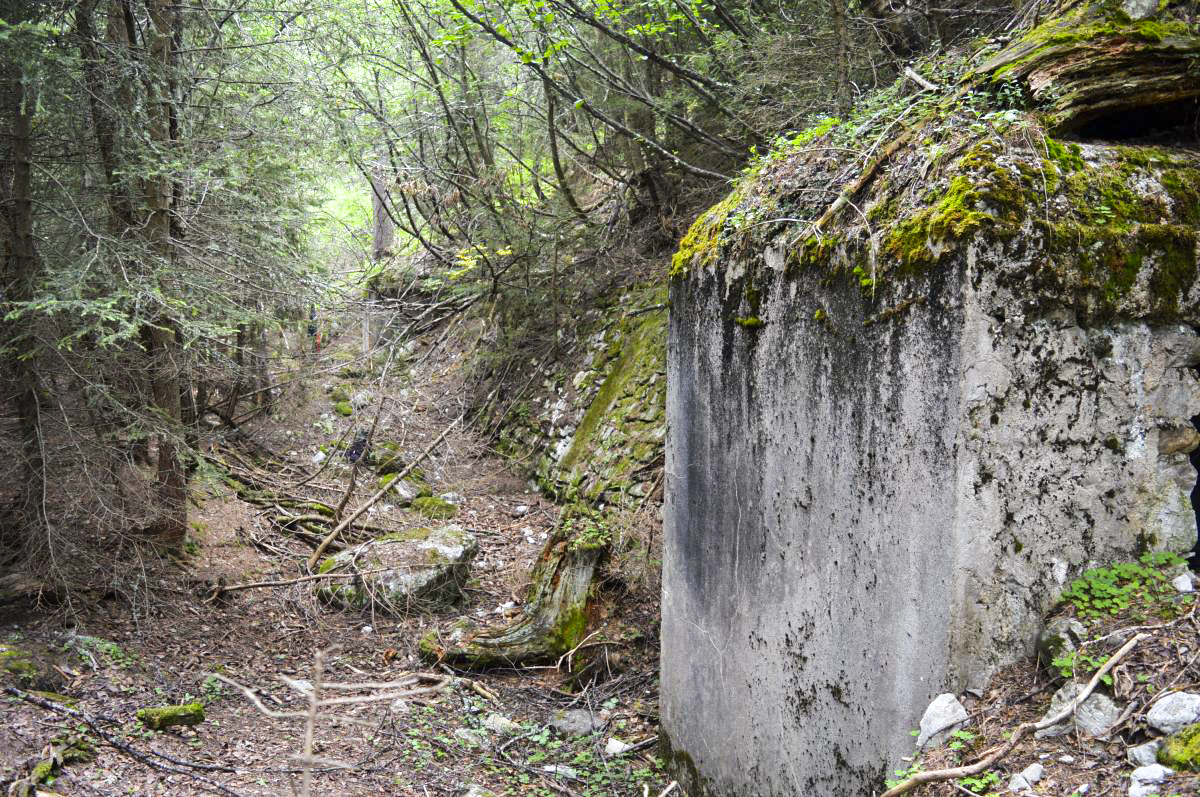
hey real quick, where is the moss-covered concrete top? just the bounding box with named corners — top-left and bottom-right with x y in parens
top-left (671, 3), bottom-right (1200, 325)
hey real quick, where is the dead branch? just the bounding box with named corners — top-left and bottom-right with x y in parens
top-left (4, 687), bottom-right (247, 797)
top-left (307, 417), bottom-right (459, 569)
top-left (880, 632), bottom-right (1146, 797)
top-left (206, 567), bottom-right (402, 601)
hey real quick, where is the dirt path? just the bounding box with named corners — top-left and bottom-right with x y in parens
top-left (0, 313), bottom-right (667, 797)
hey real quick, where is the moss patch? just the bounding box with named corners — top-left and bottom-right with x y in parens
top-left (333, 401), bottom-right (353, 417)
top-left (136, 702), bottom-right (205, 730)
top-left (1159, 723), bottom-right (1200, 770)
top-left (411, 496), bottom-right (457, 519)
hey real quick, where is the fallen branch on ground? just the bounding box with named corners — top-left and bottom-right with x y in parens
top-left (879, 632), bottom-right (1147, 797)
top-left (206, 567), bottom-right (401, 601)
top-left (307, 417), bottom-right (458, 569)
top-left (5, 687), bottom-right (247, 797)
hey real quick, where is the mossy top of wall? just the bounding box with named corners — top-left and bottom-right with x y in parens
top-left (671, 4), bottom-right (1200, 327)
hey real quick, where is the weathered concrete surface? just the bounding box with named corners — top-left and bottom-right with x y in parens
top-left (662, 146), bottom-right (1200, 795)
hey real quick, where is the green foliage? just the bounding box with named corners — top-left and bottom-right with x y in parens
top-left (957, 769), bottom-right (1001, 794)
top-left (67, 636), bottom-right (135, 670)
top-left (946, 729), bottom-right (975, 751)
top-left (1059, 552), bottom-right (1187, 620)
top-left (1050, 650), bottom-right (1115, 686)
top-left (885, 760), bottom-right (923, 789)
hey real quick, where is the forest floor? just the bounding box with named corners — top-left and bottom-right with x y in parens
top-left (0, 309), bottom-right (669, 797)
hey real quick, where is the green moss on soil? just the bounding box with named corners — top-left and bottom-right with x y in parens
top-left (333, 401), bottom-right (353, 417)
top-left (411, 496), bottom-right (457, 519)
top-left (1159, 723), bottom-right (1200, 770)
top-left (330, 383), bottom-right (353, 403)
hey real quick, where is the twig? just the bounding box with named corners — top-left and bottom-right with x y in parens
top-left (4, 687), bottom-right (247, 797)
top-left (307, 417), bottom-right (458, 569)
top-left (880, 632), bottom-right (1146, 797)
top-left (903, 66), bottom-right (940, 92)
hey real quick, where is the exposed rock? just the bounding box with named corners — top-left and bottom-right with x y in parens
top-left (1036, 683), bottom-right (1123, 739)
top-left (1157, 723), bottom-right (1200, 771)
top-left (454, 728), bottom-right (489, 749)
top-left (1147, 692), bottom-right (1200, 735)
top-left (916, 693), bottom-right (969, 749)
top-left (0, 640), bottom-right (64, 691)
top-left (1129, 740), bottom-right (1164, 767)
top-left (1171, 573), bottom-right (1194, 593)
top-left (550, 708), bottom-right (601, 737)
top-left (605, 737), bottom-right (633, 756)
top-left (316, 525), bottom-right (477, 612)
top-left (378, 476), bottom-right (422, 503)
top-left (1128, 764), bottom-right (1172, 797)
top-left (483, 713), bottom-right (521, 734)
top-left (460, 787), bottom-right (496, 797)
top-left (1009, 761), bottom-right (1044, 793)
top-left (1121, 0), bottom-right (1159, 20)
top-left (1037, 617), bottom-right (1088, 670)
top-left (541, 765), bottom-right (579, 779)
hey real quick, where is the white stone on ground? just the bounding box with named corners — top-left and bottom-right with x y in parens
top-left (483, 713), bottom-right (521, 734)
top-left (1128, 764), bottom-right (1173, 797)
top-left (1171, 572), bottom-right (1194, 593)
top-left (1035, 682), bottom-right (1123, 738)
top-left (1146, 692), bottom-right (1200, 734)
top-left (1128, 740), bottom-right (1163, 767)
top-left (916, 693), bottom-right (969, 749)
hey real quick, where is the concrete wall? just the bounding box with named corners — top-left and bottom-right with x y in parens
top-left (661, 237), bottom-right (1200, 796)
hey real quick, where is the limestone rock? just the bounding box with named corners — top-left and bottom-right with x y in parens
top-left (317, 525), bottom-right (477, 612)
top-left (461, 787), bottom-right (496, 797)
top-left (1122, 0), bottom-right (1159, 19)
top-left (1010, 762), bottom-right (1044, 792)
top-left (550, 708), bottom-right (601, 737)
top-left (1128, 764), bottom-right (1172, 797)
top-left (1037, 617), bottom-right (1088, 670)
top-left (1147, 692), bottom-right (1200, 735)
top-left (916, 693), bottom-right (969, 749)
top-left (1129, 740), bottom-right (1163, 767)
top-left (605, 737), bottom-right (633, 756)
top-left (1171, 573), bottom-right (1194, 593)
top-left (483, 713), bottom-right (521, 734)
top-left (454, 728), bottom-right (489, 749)
top-left (1035, 683), bottom-right (1123, 739)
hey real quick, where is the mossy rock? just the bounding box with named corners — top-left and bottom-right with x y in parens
top-left (136, 702), bottom-right (206, 730)
top-left (333, 401), bottom-right (354, 417)
top-left (330, 383), bottom-right (354, 403)
top-left (316, 525), bottom-right (478, 613)
top-left (412, 495), bottom-right (457, 519)
top-left (1159, 722), bottom-right (1200, 770)
top-left (0, 641), bottom-right (63, 691)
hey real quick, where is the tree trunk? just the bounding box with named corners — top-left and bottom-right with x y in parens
top-left (829, 0), bottom-right (852, 117)
top-left (0, 11), bottom-right (47, 551)
top-left (144, 0), bottom-right (187, 548)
